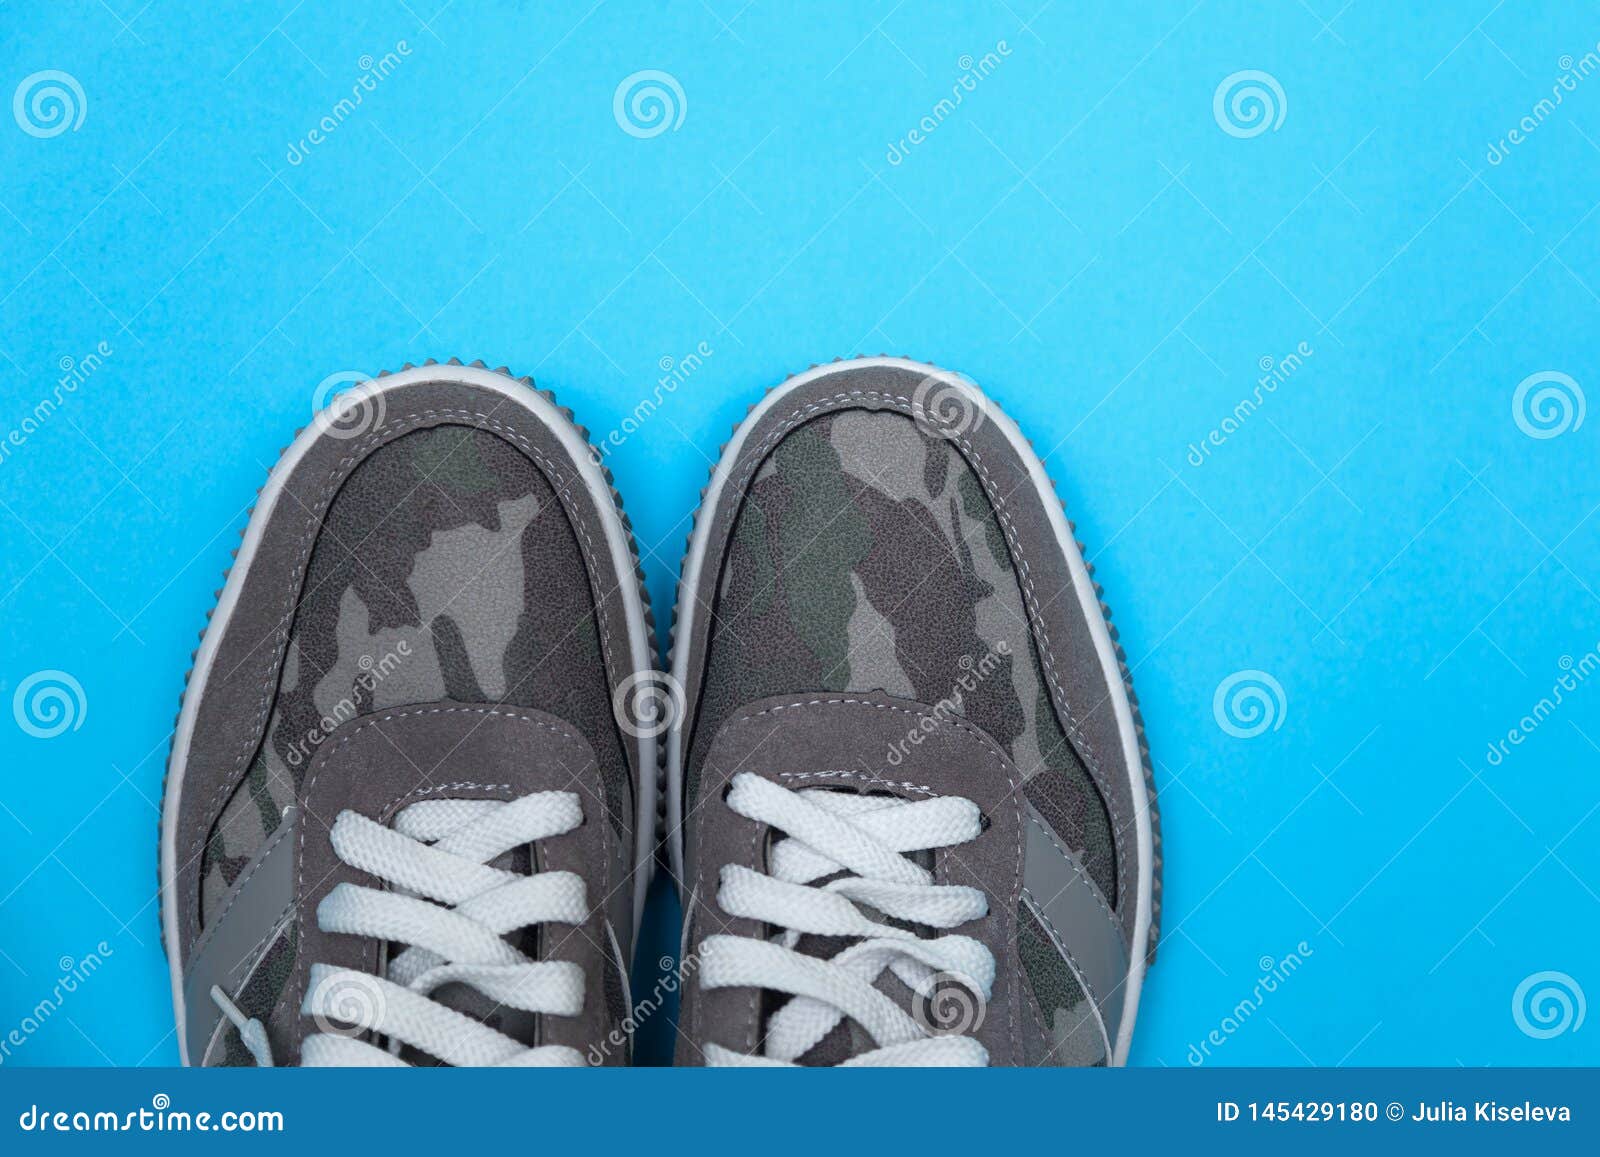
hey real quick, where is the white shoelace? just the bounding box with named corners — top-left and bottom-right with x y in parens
top-left (698, 772), bottom-right (996, 1066)
top-left (211, 791), bottom-right (590, 1067)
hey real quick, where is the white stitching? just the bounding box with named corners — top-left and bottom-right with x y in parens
top-left (193, 399), bottom-right (629, 925)
top-left (696, 696), bottom-right (1024, 1060)
top-left (290, 704), bottom-right (596, 1040)
top-left (776, 770), bottom-right (939, 797)
top-left (697, 387), bottom-right (1130, 898)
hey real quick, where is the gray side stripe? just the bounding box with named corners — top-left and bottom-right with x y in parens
top-left (182, 809), bottom-right (298, 1064)
top-left (1021, 804), bottom-right (1129, 1049)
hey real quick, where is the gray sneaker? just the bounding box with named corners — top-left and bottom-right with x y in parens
top-left (666, 357), bottom-right (1160, 1067)
top-left (159, 361), bottom-right (656, 1067)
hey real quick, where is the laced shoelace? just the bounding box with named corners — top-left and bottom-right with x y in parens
top-left (210, 791), bottom-right (590, 1067)
top-left (698, 772), bottom-right (996, 1066)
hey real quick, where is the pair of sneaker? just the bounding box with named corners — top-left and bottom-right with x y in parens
top-left (160, 357), bottom-right (1160, 1067)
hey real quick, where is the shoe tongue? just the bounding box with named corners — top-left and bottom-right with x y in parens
top-left (393, 842), bottom-right (542, 1065)
top-left (799, 1015), bottom-right (869, 1066)
top-left (771, 845), bottom-right (938, 1066)
top-left (785, 949), bottom-right (922, 1066)
top-left (292, 702), bottom-right (604, 1066)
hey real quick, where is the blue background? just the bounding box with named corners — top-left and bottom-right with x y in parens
top-left (1, 0), bottom-right (1597, 1068)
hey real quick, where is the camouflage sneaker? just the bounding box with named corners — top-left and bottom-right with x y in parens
top-left (159, 361), bottom-right (656, 1067)
top-left (666, 357), bottom-right (1160, 1067)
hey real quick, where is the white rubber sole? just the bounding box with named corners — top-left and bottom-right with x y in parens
top-left (160, 364), bottom-right (658, 1065)
top-left (664, 356), bottom-right (1154, 1066)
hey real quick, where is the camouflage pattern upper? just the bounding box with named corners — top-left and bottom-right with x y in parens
top-left (200, 424), bottom-right (629, 927)
top-left (687, 408), bottom-right (1119, 1065)
top-left (691, 408), bottom-right (1116, 902)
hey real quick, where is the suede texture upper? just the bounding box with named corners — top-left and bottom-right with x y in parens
top-left (283, 703), bottom-right (630, 1065)
top-left (677, 691), bottom-right (1040, 1067)
top-left (677, 362), bottom-right (1146, 951)
top-left (672, 360), bottom-right (1155, 1066)
top-left (164, 369), bottom-right (647, 1067)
